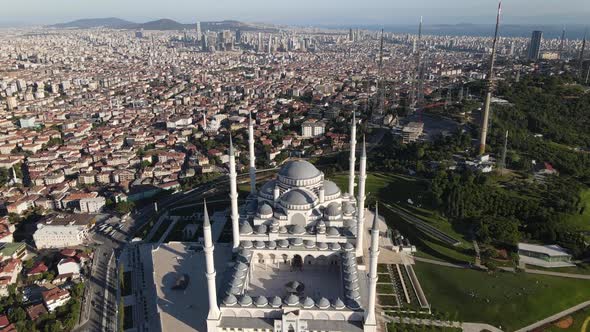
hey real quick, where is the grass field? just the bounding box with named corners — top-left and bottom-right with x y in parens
top-left (564, 189), bottom-right (590, 232)
top-left (332, 172), bottom-right (475, 263)
top-left (414, 262), bottom-right (590, 331)
top-left (545, 306), bottom-right (590, 331)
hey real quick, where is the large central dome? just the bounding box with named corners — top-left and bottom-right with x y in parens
top-left (278, 160), bottom-right (321, 180)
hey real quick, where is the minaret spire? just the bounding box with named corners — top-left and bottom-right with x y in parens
top-left (364, 203), bottom-right (380, 331)
top-left (356, 136), bottom-right (367, 257)
top-left (348, 112), bottom-right (357, 197)
top-left (229, 134), bottom-right (240, 250)
top-left (248, 112), bottom-right (256, 195)
top-left (203, 200), bottom-right (221, 326)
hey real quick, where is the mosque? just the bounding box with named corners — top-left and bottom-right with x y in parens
top-left (201, 113), bottom-right (383, 332)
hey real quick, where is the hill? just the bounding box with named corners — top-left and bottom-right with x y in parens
top-left (50, 17), bottom-right (134, 29)
top-left (49, 18), bottom-right (276, 32)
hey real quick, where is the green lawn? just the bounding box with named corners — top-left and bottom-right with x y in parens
top-left (332, 172), bottom-right (474, 263)
top-left (545, 305), bottom-right (590, 331)
top-left (414, 262), bottom-right (590, 331)
top-left (564, 189), bottom-right (590, 232)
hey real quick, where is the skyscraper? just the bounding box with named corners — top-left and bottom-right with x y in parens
top-left (196, 21), bottom-right (201, 41)
top-left (527, 30), bottom-right (543, 60)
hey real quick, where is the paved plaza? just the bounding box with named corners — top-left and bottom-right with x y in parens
top-left (247, 265), bottom-right (344, 299)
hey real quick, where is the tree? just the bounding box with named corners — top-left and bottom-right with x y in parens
top-left (8, 307), bottom-right (26, 323)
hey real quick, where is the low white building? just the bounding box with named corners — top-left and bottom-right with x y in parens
top-left (57, 258), bottom-right (81, 277)
top-left (33, 214), bottom-right (94, 249)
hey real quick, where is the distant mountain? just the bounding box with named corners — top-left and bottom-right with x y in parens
top-left (50, 17), bottom-right (134, 29)
top-left (48, 17), bottom-right (276, 32)
top-left (134, 18), bottom-right (186, 30)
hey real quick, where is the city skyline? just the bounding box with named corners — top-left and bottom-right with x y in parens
top-left (1, 0), bottom-right (589, 26)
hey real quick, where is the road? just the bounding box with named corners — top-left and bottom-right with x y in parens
top-left (75, 205), bottom-right (157, 332)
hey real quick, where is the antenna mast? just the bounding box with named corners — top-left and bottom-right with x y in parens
top-left (478, 1), bottom-right (502, 156)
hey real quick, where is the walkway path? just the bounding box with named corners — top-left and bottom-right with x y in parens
top-left (413, 256), bottom-right (471, 269)
top-left (383, 315), bottom-right (502, 332)
top-left (514, 301), bottom-right (590, 332)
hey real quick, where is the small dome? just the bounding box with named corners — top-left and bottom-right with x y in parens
top-left (239, 295), bottom-right (253, 306)
top-left (235, 262), bottom-right (248, 271)
top-left (278, 160), bottom-right (321, 180)
top-left (346, 290), bottom-right (361, 300)
top-left (284, 294), bottom-right (300, 306)
top-left (255, 224), bottom-right (267, 234)
top-left (240, 223), bottom-right (253, 235)
top-left (343, 202), bottom-right (355, 215)
top-left (327, 227), bottom-right (340, 236)
top-left (324, 180), bottom-right (341, 196)
top-left (279, 226), bottom-right (288, 234)
top-left (317, 242), bottom-right (328, 250)
top-left (271, 296), bottom-right (282, 308)
top-left (254, 296), bottom-right (268, 307)
top-left (254, 241), bottom-right (265, 249)
top-left (347, 298), bottom-right (361, 310)
top-left (333, 298), bottom-right (346, 309)
top-left (290, 238), bottom-right (303, 246)
top-left (258, 203), bottom-right (273, 216)
top-left (345, 273), bottom-right (358, 282)
top-left (278, 239), bottom-right (289, 248)
top-left (231, 278), bottom-right (244, 287)
top-left (302, 297), bottom-right (315, 308)
top-left (233, 269), bottom-right (246, 279)
top-left (239, 249), bottom-right (252, 258)
top-left (325, 202), bottom-right (342, 216)
top-left (329, 242), bottom-right (341, 250)
top-left (304, 240), bottom-right (316, 249)
top-left (226, 286), bottom-right (241, 295)
top-left (345, 282), bottom-right (359, 291)
top-left (281, 189), bottom-right (317, 206)
top-left (290, 225), bottom-right (306, 235)
top-left (223, 294), bottom-right (238, 306)
top-left (267, 241), bottom-right (277, 249)
top-left (343, 242), bottom-right (354, 251)
top-left (317, 297), bottom-right (331, 309)
top-left (240, 240), bottom-right (253, 249)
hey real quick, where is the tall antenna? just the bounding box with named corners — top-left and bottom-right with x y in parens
top-left (415, 16), bottom-right (424, 108)
top-left (580, 28), bottom-right (587, 80)
top-left (478, 1), bottom-right (502, 156)
top-left (500, 130), bottom-right (508, 173)
top-left (559, 26), bottom-right (566, 60)
top-left (378, 29), bottom-right (385, 116)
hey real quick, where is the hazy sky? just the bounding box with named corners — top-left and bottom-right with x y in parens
top-left (2, 0), bottom-right (589, 25)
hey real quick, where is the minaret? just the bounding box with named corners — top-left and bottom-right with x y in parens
top-left (248, 112), bottom-right (256, 195)
top-left (364, 204), bottom-right (381, 332)
top-left (203, 200), bottom-right (221, 331)
top-left (348, 112), bottom-right (357, 197)
top-left (229, 135), bottom-right (240, 250)
top-left (356, 137), bottom-right (367, 257)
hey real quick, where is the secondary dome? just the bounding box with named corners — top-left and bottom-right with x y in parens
top-left (324, 180), bottom-right (341, 196)
top-left (258, 203), bottom-right (273, 216)
top-left (280, 189), bottom-right (317, 207)
top-left (278, 160), bottom-right (321, 180)
top-left (325, 202), bottom-right (342, 217)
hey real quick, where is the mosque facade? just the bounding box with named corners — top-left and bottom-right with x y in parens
top-left (202, 113), bottom-right (382, 332)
